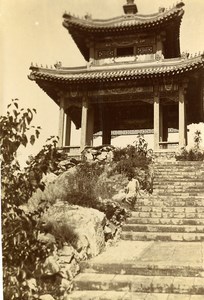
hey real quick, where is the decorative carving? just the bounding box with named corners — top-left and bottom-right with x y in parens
top-left (54, 61), bottom-right (62, 69)
top-left (160, 84), bottom-right (179, 92)
top-left (90, 86), bottom-right (154, 96)
top-left (181, 51), bottom-right (190, 60)
top-left (160, 90), bottom-right (179, 102)
top-left (97, 36), bottom-right (155, 49)
top-left (70, 90), bottom-right (78, 98)
top-left (84, 13), bottom-right (92, 20)
top-left (98, 49), bottom-right (114, 59)
top-left (155, 50), bottom-right (164, 61)
top-left (64, 100), bottom-right (82, 109)
top-left (91, 92), bottom-right (154, 104)
top-left (137, 46), bottom-right (153, 55)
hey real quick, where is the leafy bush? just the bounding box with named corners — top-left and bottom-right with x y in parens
top-left (111, 135), bottom-right (153, 190)
top-left (56, 162), bottom-right (129, 223)
top-left (176, 130), bottom-right (204, 161)
top-left (64, 192), bottom-right (98, 209)
top-left (1, 100), bottom-right (54, 299)
top-left (96, 199), bottom-right (128, 225)
top-left (94, 171), bottom-right (128, 200)
top-left (61, 161), bottom-right (104, 207)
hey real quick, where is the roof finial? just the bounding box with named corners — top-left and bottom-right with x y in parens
top-left (123, 0), bottom-right (138, 14)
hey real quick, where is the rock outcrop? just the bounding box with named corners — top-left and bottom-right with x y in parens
top-left (37, 202), bottom-right (106, 299)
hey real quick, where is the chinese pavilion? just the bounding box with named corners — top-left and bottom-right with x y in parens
top-left (29, 0), bottom-right (204, 155)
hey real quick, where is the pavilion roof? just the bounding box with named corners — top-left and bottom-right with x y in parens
top-left (63, 2), bottom-right (184, 33)
top-left (29, 54), bottom-right (204, 84)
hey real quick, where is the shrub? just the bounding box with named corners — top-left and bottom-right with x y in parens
top-left (96, 199), bottom-right (128, 225)
top-left (111, 134), bottom-right (153, 190)
top-left (1, 100), bottom-right (55, 299)
top-left (94, 171), bottom-right (128, 200)
top-left (176, 130), bottom-right (204, 161)
top-left (61, 161), bottom-right (105, 207)
top-left (64, 192), bottom-right (98, 209)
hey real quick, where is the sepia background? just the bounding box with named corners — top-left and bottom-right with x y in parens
top-left (1, 0), bottom-right (204, 163)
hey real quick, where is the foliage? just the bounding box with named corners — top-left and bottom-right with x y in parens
top-left (176, 130), bottom-right (204, 161)
top-left (43, 221), bottom-right (79, 249)
top-left (94, 171), bottom-right (128, 200)
top-left (0, 99), bottom-right (40, 164)
top-left (0, 100), bottom-right (51, 300)
top-left (96, 199), bottom-right (128, 225)
top-left (111, 134), bottom-right (153, 190)
top-left (62, 161), bottom-right (105, 208)
top-left (58, 162), bottom-right (129, 223)
top-left (25, 136), bottom-right (65, 191)
top-left (194, 130), bottom-right (202, 150)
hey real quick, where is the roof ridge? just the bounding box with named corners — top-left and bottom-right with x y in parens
top-left (63, 2), bottom-right (185, 25)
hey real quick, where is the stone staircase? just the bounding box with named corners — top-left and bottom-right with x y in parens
top-left (122, 161), bottom-right (204, 242)
top-left (67, 161), bottom-right (204, 299)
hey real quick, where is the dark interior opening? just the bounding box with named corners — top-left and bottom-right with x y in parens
top-left (116, 46), bottom-right (134, 57)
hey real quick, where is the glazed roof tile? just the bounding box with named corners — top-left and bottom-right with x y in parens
top-left (63, 2), bottom-right (184, 33)
top-left (29, 55), bottom-right (204, 84)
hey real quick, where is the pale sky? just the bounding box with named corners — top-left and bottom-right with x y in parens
top-left (1, 0), bottom-right (204, 159)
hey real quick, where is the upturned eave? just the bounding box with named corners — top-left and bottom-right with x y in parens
top-left (29, 54), bottom-right (204, 86)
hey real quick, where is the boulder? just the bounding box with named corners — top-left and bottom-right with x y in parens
top-left (82, 145), bottom-right (114, 162)
top-left (42, 204), bottom-right (106, 258)
top-left (58, 245), bottom-right (74, 264)
top-left (43, 255), bottom-right (60, 275)
top-left (41, 172), bottom-right (58, 186)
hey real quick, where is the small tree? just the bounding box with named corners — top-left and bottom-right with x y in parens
top-left (194, 130), bottom-right (202, 150)
top-left (1, 99), bottom-right (48, 299)
top-left (176, 130), bottom-right (204, 161)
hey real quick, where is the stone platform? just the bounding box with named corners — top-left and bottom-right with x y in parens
top-left (67, 240), bottom-right (204, 299)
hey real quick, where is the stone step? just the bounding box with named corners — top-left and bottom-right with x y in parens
top-left (153, 187), bottom-right (204, 191)
top-left (152, 193), bottom-right (204, 197)
top-left (80, 259), bottom-right (204, 278)
top-left (122, 224), bottom-right (204, 233)
top-left (154, 166), bottom-right (204, 170)
top-left (150, 193), bottom-right (203, 199)
top-left (154, 179), bottom-right (204, 183)
top-left (153, 184), bottom-right (204, 190)
top-left (126, 217), bottom-right (204, 226)
top-left (154, 169), bottom-right (204, 172)
top-left (135, 207), bottom-right (204, 214)
top-left (154, 171), bottom-right (204, 174)
top-left (154, 166), bottom-right (204, 169)
top-left (136, 199), bottom-right (204, 207)
top-left (154, 175), bottom-right (204, 179)
top-left (73, 273), bottom-right (204, 295)
top-left (154, 175), bottom-right (204, 178)
top-left (121, 231), bottom-right (204, 242)
top-left (130, 211), bottom-right (204, 219)
top-left (66, 290), bottom-right (204, 300)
